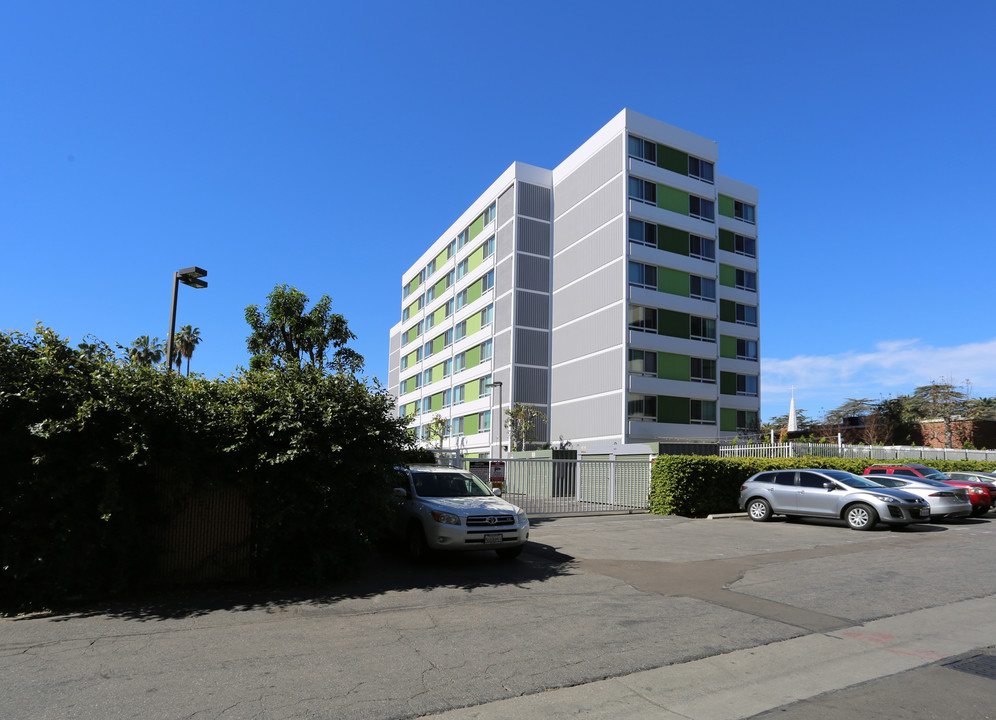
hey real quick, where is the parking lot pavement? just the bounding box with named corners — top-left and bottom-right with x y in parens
top-left (2, 513), bottom-right (995, 720)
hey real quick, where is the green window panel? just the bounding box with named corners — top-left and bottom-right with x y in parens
top-left (720, 371), bottom-right (737, 395)
top-left (432, 363), bottom-right (444, 383)
top-left (403, 402), bottom-right (416, 417)
top-left (465, 380), bottom-right (480, 402)
top-left (720, 335), bottom-right (737, 359)
top-left (658, 267), bottom-right (690, 297)
top-left (431, 392), bottom-right (443, 412)
top-left (719, 229), bottom-right (736, 253)
top-left (658, 395), bottom-right (690, 424)
top-left (657, 144), bottom-right (688, 175)
top-left (406, 299), bottom-right (420, 317)
top-left (468, 281), bottom-right (483, 304)
top-left (719, 264), bottom-right (736, 288)
top-left (434, 247), bottom-right (449, 268)
top-left (658, 352), bottom-right (690, 382)
top-left (433, 306), bottom-right (446, 326)
top-left (659, 309), bottom-right (690, 339)
top-left (410, 275), bottom-right (421, 292)
top-left (432, 335), bottom-right (445, 354)
top-left (468, 213), bottom-right (485, 241)
top-left (405, 349), bottom-right (419, 367)
top-left (463, 413), bottom-right (479, 436)
top-left (720, 299), bottom-right (736, 323)
top-left (433, 277), bottom-right (448, 297)
top-left (720, 408), bottom-right (738, 432)
top-left (659, 225), bottom-right (688, 255)
top-left (468, 245), bottom-right (485, 272)
top-left (466, 345), bottom-right (481, 369)
top-left (466, 313), bottom-right (482, 337)
top-left (718, 195), bottom-right (735, 218)
top-left (657, 185), bottom-right (689, 215)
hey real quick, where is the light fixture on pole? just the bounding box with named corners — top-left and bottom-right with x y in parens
top-left (486, 380), bottom-right (503, 459)
top-left (166, 266), bottom-right (208, 374)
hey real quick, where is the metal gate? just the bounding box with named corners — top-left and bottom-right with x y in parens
top-left (465, 458), bottom-right (651, 516)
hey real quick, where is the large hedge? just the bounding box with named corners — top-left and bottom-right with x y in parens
top-left (650, 455), bottom-right (996, 517)
top-left (0, 326), bottom-right (423, 614)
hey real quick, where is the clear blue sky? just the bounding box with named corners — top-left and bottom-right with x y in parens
top-left (3, 1), bottom-right (995, 423)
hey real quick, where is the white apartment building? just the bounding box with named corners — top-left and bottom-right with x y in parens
top-left (388, 109), bottom-right (760, 456)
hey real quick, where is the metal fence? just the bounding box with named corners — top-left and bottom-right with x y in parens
top-left (460, 458), bottom-right (652, 516)
top-left (720, 442), bottom-right (996, 462)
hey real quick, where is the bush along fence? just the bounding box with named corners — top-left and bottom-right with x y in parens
top-left (650, 454), bottom-right (996, 518)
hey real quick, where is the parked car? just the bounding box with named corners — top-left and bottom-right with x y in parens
top-left (946, 470), bottom-right (996, 501)
top-left (862, 464), bottom-right (993, 516)
top-left (739, 469), bottom-right (930, 530)
top-left (863, 475), bottom-right (972, 520)
top-left (392, 464), bottom-right (529, 561)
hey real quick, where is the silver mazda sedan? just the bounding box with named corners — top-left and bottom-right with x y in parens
top-left (739, 469), bottom-right (930, 530)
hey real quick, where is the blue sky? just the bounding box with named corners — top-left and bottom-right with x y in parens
top-left (3, 1), bottom-right (995, 423)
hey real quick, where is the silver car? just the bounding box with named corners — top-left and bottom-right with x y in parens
top-left (866, 475), bottom-right (972, 520)
top-left (739, 469), bottom-right (930, 530)
top-left (393, 464), bottom-right (530, 561)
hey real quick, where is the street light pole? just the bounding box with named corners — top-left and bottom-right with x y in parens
top-left (486, 380), bottom-right (503, 459)
top-left (166, 266), bottom-right (208, 374)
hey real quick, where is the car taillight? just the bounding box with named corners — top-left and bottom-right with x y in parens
top-left (929, 491), bottom-right (954, 497)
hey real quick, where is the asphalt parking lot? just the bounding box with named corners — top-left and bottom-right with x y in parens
top-left (3, 512), bottom-right (996, 719)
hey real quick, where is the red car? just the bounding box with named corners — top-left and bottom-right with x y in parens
top-left (863, 464), bottom-right (992, 516)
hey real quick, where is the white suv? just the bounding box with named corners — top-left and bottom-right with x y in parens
top-left (393, 465), bottom-right (530, 561)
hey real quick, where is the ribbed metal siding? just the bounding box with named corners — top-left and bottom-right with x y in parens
top-left (515, 291), bottom-right (550, 329)
top-left (498, 185), bottom-right (515, 226)
top-left (553, 216), bottom-right (625, 288)
top-left (516, 254), bottom-right (550, 293)
top-left (552, 394), bottom-right (623, 440)
top-left (554, 134), bottom-right (624, 221)
top-left (514, 366), bottom-right (549, 403)
top-left (551, 349), bottom-right (624, 402)
top-left (496, 221), bottom-right (514, 261)
top-left (518, 182), bottom-right (551, 221)
top-left (515, 327), bottom-right (549, 365)
top-left (517, 218), bottom-right (551, 256)
top-left (553, 177), bottom-right (625, 255)
top-left (496, 292), bottom-right (512, 331)
top-left (496, 254), bottom-right (514, 296)
top-left (388, 352), bottom-right (399, 392)
top-left (494, 328), bottom-right (511, 368)
top-left (552, 306), bottom-right (624, 364)
top-left (553, 260), bottom-right (624, 326)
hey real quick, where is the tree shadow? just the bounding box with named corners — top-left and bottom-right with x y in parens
top-left (18, 541), bottom-right (576, 623)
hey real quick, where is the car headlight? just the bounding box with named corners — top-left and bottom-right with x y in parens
top-left (430, 511), bottom-right (461, 525)
top-left (871, 494), bottom-right (897, 504)
top-left (516, 510), bottom-right (528, 523)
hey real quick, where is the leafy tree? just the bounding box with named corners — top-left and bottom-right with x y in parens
top-left (245, 284), bottom-right (363, 374)
top-left (425, 414), bottom-right (449, 449)
top-left (173, 324), bottom-right (201, 375)
top-left (909, 380), bottom-right (970, 448)
top-left (125, 335), bottom-right (163, 366)
top-left (505, 404), bottom-right (546, 452)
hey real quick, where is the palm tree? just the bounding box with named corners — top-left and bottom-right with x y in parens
top-left (173, 325), bottom-right (202, 375)
top-left (127, 335), bottom-right (164, 366)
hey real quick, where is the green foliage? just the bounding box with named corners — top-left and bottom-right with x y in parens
top-left (245, 284), bottom-right (363, 375)
top-left (1, 324), bottom-right (420, 614)
top-left (425, 414), bottom-right (449, 450)
top-left (505, 404), bottom-right (546, 451)
top-left (649, 454), bottom-right (996, 518)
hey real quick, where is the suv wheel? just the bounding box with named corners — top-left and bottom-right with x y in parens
top-left (406, 523), bottom-right (431, 563)
top-left (845, 503), bottom-right (877, 531)
top-left (747, 498), bottom-right (772, 522)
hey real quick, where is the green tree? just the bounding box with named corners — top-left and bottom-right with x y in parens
top-left (173, 325), bottom-right (201, 375)
top-left (909, 380), bottom-right (970, 448)
top-left (125, 335), bottom-right (163, 366)
top-left (245, 284), bottom-right (363, 374)
top-left (425, 414), bottom-right (449, 450)
top-left (505, 404), bottom-right (546, 452)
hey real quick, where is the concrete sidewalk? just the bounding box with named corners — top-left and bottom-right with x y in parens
top-left (429, 596), bottom-right (996, 719)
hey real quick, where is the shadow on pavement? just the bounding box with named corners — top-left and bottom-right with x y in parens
top-left (23, 541), bottom-right (576, 624)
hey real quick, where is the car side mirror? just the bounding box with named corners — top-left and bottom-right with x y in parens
top-left (392, 487), bottom-right (409, 500)
top-left (491, 487), bottom-right (502, 497)
top-left (824, 482), bottom-right (837, 490)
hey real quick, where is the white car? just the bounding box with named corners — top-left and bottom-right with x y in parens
top-left (393, 464), bottom-right (529, 561)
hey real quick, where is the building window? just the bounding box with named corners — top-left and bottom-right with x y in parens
top-left (443, 358), bottom-right (453, 377)
top-left (424, 313), bottom-right (435, 331)
top-left (455, 288), bottom-right (469, 310)
top-left (629, 218), bottom-right (657, 248)
top-left (735, 269), bottom-right (757, 292)
top-left (443, 329), bottom-right (453, 348)
top-left (481, 270), bottom-right (494, 292)
top-left (479, 374), bottom-right (493, 397)
top-left (688, 156), bottom-right (714, 183)
top-left (480, 339), bottom-right (493, 361)
top-left (425, 259), bottom-right (436, 277)
top-left (454, 352), bottom-right (466, 373)
top-left (481, 304), bottom-right (494, 327)
top-left (444, 299), bottom-right (454, 317)
top-left (402, 306), bottom-right (410, 322)
top-left (627, 393), bottom-right (658, 421)
top-left (628, 349), bottom-right (657, 377)
top-left (422, 397), bottom-right (431, 414)
top-left (479, 410), bottom-right (491, 432)
top-left (448, 239), bottom-right (456, 257)
top-left (451, 416), bottom-right (464, 437)
top-left (737, 374), bottom-right (759, 397)
top-left (415, 347), bottom-right (422, 362)
top-left (426, 285), bottom-right (436, 304)
top-left (690, 399), bottom-right (716, 424)
top-left (689, 234), bottom-right (715, 261)
top-left (628, 135), bottom-right (657, 164)
top-left (690, 358), bottom-right (716, 383)
top-left (454, 320), bottom-right (467, 342)
top-left (483, 202), bottom-right (496, 226)
top-left (734, 234), bottom-right (756, 258)
top-left (457, 229), bottom-right (469, 250)
top-left (442, 388), bottom-right (452, 408)
top-left (690, 275), bottom-right (716, 301)
top-left (735, 303), bottom-right (758, 326)
top-left (690, 316), bottom-right (716, 341)
top-left (628, 261), bottom-right (658, 290)
top-left (628, 305), bottom-right (658, 333)
top-left (400, 354), bottom-right (409, 371)
top-left (423, 341), bottom-right (433, 359)
top-left (689, 195), bottom-right (715, 222)
top-left (424, 368), bottom-right (434, 385)
top-left (456, 259), bottom-right (469, 280)
top-left (737, 410), bottom-right (758, 431)
top-left (482, 235), bottom-right (495, 258)
top-left (628, 176), bottom-right (657, 205)
top-left (734, 201), bottom-right (756, 224)
top-left (736, 338), bottom-right (758, 361)
top-left (453, 384), bottom-right (465, 404)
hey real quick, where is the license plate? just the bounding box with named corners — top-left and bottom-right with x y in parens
top-left (484, 534), bottom-right (503, 545)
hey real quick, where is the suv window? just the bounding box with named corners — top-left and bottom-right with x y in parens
top-left (798, 472), bottom-right (827, 488)
top-left (892, 469), bottom-right (918, 477)
top-left (774, 471), bottom-right (796, 485)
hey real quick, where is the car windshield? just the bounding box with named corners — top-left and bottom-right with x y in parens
top-left (830, 472), bottom-right (886, 489)
top-left (411, 471), bottom-right (494, 498)
top-left (918, 467), bottom-right (951, 480)
top-left (868, 476), bottom-right (903, 488)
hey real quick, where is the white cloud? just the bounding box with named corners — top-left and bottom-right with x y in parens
top-left (760, 337), bottom-right (996, 419)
